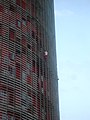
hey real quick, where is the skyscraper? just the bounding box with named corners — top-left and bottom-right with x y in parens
top-left (0, 0), bottom-right (59, 120)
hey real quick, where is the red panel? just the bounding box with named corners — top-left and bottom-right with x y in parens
top-left (3, 8), bottom-right (9, 24)
top-left (32, 95), bottom-right (36, 107)
top-left (0, 24), bottom-right (2, 36)
top-left (9, 29), bottom-right (15, 40)
top-left (15, 96), bottom-right (21, 105)
top-left (22, 24), bottom-right (27, 33)
top-left (28, 89), bottom-right (32, 97)
top-left (0, 111), bottom-right (2, 119)
top-left (15, 89), bottom-right (21, 105)
top-left (22, 55), bottom-right (27, 70)
top-left (0, 4), bottom-right (3, 22)
top-left (27, 4), bottom-right (31, 11)
top-left (2, 27), bottom-right (8, 37)
top-left (32, 67), bottom-right (35, 73)
top-left (0, 5), bottom-right (3, 12)
top-left (27, 76), bottom-right (32, 85)
top-left (9, 11), bottom-right (15, 26)
top-left (27, 21), bottom-right (30, 26)
top-left (16, 13), bottom-right (21, 20)
top-left (31, 4), bottom-right (35, 17)
top-left (47, 113), bottom-right (50, 120)
top-left (0, 13), bottom-right (2, 22)
top-left (22, 0), bottom-right (26, 9)
top-left (14, 113), bottom-right (20, 119)
top-left (2, 42), bottom-right (8, 60)
top-left (16, 63), bottom-right (20, 79)
top-left (16, 0), bottom-right (20, 6)
top-left (16, 69), bottom-right (20, 79)
top-left (32, 25), bottom-right (36, 32)
top-left (22, 35), bottom-right (26, 46)
top-left (27, 21), bottom-right (31, 33)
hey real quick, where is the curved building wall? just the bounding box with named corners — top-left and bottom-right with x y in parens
top-left (0, 0), bottom-right (59, 120)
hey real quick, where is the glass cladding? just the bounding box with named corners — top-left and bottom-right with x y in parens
top-left (0, 0), bottom-right (59, 120)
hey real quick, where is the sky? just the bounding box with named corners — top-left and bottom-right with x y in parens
top-left (54, 0), bottom-right (90, 120)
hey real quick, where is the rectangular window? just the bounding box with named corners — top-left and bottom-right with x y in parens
top-left (16, 20), bottom-right (21, 28)
top-left (22, 92), bottom-right (26, 101)
top-left (9, 29), bottom-right (15, 40)
top-left (2, 114), bottom-right (7, 120)
top-left (27, 63), bottom-right (30, 75)
top-left (12, 0), bottom-right (16, 3)
top-left (14, 114), bottom-right (20, 119)
top-left (16, 45), bottom-right (21, 56)
top-left (41, 81), bottom-right (43, 88)
top-left (40, 60), bottom-right (43, 75)
top-left (40, 39), bottom-right (42, 48)
top-left (27, 44), bottom-right (31, 49)
top-left (8, 66), bottom-right (15, 77)
top-left (4, 55), bottom-right (9, 64)
top-left (32, 94), bottom-right (36, 107)
top-left (27, 89), bottom-right (32, 97)
top-left (27, 104), bottom-right (32, 114)
top-left (10, 5), bottom-right (15, 12)
top-left (32, 31), bottom-right (35, 39)
top-left (8, 115), bottom-right (15, 120)
top-left (0, 49), bottom-right (2, 58)
top-left (22, 18), bottom-right (26, 26)
top-left (22, 35), bottom-right (26, 45)
top-left (27, 63), bottom-right (30, 69)
top-left (22, 46), bottom-right (26, 54)
top-left (16, 37), bottom-right (21, 44)
top-left (0, 24), bottom-right (2, 36)
top-left (32, 42), bottom-right (35, 52)
top-left (9, 52), bottom-right (15, 61)
top-left (31, 4), bottom-right (34, 16)
top-left (8, 89), bottom-right (14, 106)
top-left (37, 62), bottom-right (39, 77)
top-left (32, 60), bottom-right (35, 73)
top-left (0, 90), bottom-right (7, 98)
top-left (27, 49), bottom-right (30, 58)
top-left (16, 63), bottom-right (20, 79)
top-left (8, 66), bottom-right (12, 75)
top-left (22, 71), bottom-right (26, 82)
top-left (27, 16), bottom-right (30, 22)
top-left (16, 48), bottom-right (20, 55)
top-left (36, 35), bottom-right (38, 43)
top-left (3, 69), bottom-right (8, 76)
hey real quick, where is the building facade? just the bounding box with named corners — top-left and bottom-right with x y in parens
top-left (0, 0), bottom-right (59, 120)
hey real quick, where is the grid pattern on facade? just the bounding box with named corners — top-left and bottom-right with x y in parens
top-left (0, 0), bottom-right (59, 120)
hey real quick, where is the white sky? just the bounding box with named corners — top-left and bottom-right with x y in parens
top-left (54, 0), bottom-right (90, 120)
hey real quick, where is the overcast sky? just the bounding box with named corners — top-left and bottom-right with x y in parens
top-left (54, 0), bottom-right (90, 120)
